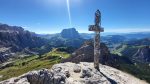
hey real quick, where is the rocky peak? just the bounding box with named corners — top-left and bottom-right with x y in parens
top-left (62, 40), bottom-right (111, 65)
top-left (60, 28), bottom-right (81, 39)
top-left (0, 23), bottom-right (47, 63)
top-left (133, 46), bottom-right (150, 63)
top-left (0, 62), bottom-right (147, 84)
top-left (0, 24), bottom-right (24, 33)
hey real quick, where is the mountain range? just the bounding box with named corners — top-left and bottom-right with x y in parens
top-left (1, 23), bottom-right (150, 65)
top-left (0, 23), bottom-right (49, 63)
top-left (0, 25), bottom-right (84, 63)
top-left (0, 23), bottom-right (150, 83)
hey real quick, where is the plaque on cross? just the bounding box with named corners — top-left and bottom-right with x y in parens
top-left (88, 10), bottom-right (104, 71)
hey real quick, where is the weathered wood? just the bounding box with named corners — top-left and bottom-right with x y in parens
top-left (88, 9), bottom-right (104, 71)
top-left (94, 32), bottom-right (100, 70)
top-left (88, 25), bottom-right (104, 32)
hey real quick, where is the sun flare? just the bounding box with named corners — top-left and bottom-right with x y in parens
top-left (66, 0), bottom-right (72, 27)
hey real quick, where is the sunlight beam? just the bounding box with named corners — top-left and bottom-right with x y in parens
top-left (66, 0), bottom-right (72, 27)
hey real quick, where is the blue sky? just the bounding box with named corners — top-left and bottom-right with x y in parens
top-left (0, 0), bottom-right (150, 34)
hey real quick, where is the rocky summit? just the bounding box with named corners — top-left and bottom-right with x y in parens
top-left (62, 40), bottom-right (116, 67)
top-left (0, 62), bottom-right (147, 84)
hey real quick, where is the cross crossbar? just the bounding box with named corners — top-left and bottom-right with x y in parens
top-left (89, 25), bottom-right (104, 32)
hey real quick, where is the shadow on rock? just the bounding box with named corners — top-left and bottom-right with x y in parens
top-left (99, 71), bottom-right (117, 84)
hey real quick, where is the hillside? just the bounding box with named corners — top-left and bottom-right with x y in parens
top-left (0, 23), bottom-right (49, 63)
top-left (112, 43), bottom-right (150, 82)
top-left (0, 48), bottom-right (71, 81)
top-left (112, 45), bottom-right (150, 63)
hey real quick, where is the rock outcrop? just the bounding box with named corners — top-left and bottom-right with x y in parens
top-left (62, 40), bottom-right (114, 66)
top-left (0, 62), bottom-right (148, 84)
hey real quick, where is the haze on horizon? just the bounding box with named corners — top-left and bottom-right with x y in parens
top-left (0, 0), bottom-right (150, 34)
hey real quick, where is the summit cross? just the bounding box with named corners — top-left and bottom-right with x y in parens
top-left (88, 10), bottom-right (104, 71)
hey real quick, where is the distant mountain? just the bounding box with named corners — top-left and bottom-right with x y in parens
top-left (38, 28), bottom-right (83, 39)
top-left (0, 23), bottom-right (49, 63)
top-left (60, 28), bottom-right (81, 39)
top-left (48, 28), bottom-right (85, 48)
top-left (102, 35), bottom-right (127, 44)
top-left (127, 38), bottom-right (150, 46)
top-left (38, 31), bottom-right (150, 53)
top-left (80, 32), bottom-right (150, 40)
top-left (132, 46), bottom-right (150, 63)
top-left (38, 30), bottom-right (150, 41)
top-left (122, 32), bottom-right (150, 39)
top-left (79, 34), bottom-right (128, 51)
top-left (112, 38), bottom-right (150, 64)
top-left (80, 33), bottom-right (94, 39)
top-left (36, 34), bottom-right (58, 39)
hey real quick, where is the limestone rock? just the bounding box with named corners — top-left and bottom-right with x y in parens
top-left (73, 64), bottom-right (81, 73)
top-left (27, 69), bottom-right (53, 84)
top-left (62, 40), bottom-right (111, 65)
top-left (0, 62), bottom-right (148, 84)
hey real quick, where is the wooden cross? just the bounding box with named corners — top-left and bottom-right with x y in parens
top-left (88, 10), bottom-right (104, 71)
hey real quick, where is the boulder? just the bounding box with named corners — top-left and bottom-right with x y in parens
top-left (73, 64), bottom-right (81, 73)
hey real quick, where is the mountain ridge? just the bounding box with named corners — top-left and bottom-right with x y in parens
top-left (0, 23), bottom-right (48, 63)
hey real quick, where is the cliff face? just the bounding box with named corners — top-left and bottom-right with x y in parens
top-left (0, 24), bottom-right (46, 50)
top-left (132, 46), bottom-right (150, 63)
top-left (0, 62), bottom-right (147, 84)
top-left (0, 24), bottom-right (47, 63)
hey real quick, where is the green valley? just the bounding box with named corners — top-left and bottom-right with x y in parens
top-left (0, 48), bottom-right (71, 81)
